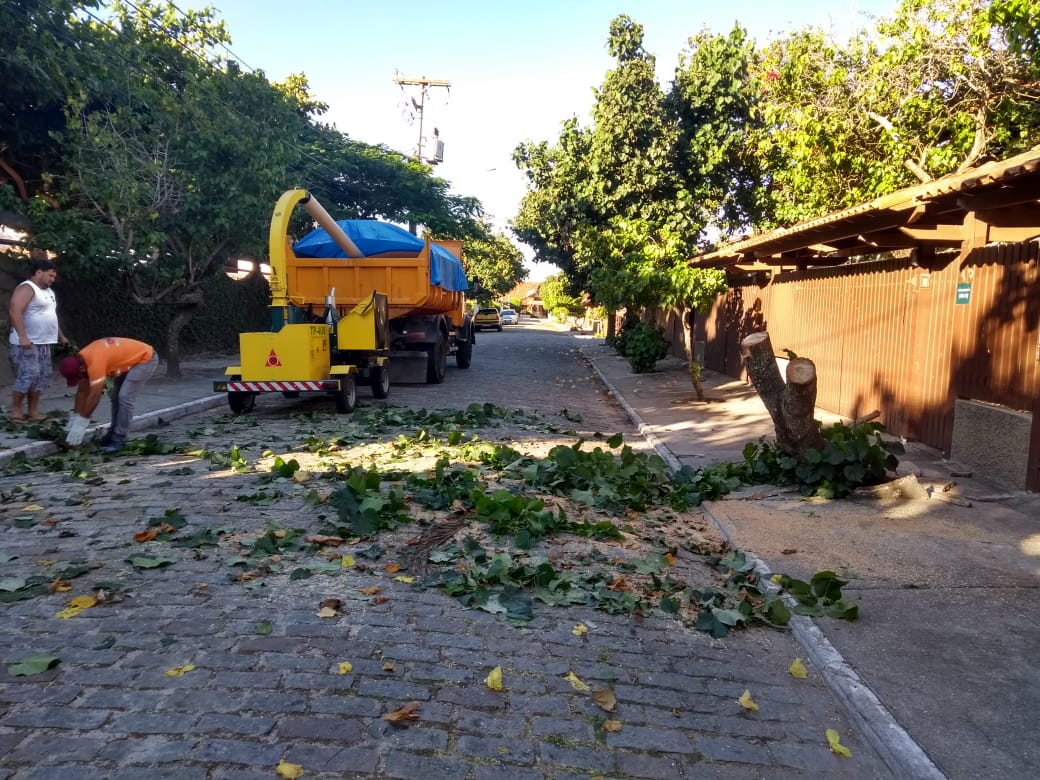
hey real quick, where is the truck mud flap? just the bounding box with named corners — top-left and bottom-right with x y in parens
top-left (387, 351), bottom-right (429, 384)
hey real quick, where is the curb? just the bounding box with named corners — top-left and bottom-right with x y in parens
top-left (0, 394), bottom-right (227, 469)
top-left (581, 344), bottom-right (947, 780)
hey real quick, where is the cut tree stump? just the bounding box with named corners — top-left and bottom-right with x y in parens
top-left (741, 331), bottom-right (826, 459)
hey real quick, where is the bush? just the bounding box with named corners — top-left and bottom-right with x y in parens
top-left (621, 321), bottom-right (669, 374)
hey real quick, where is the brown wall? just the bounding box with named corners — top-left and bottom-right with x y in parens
top-left (695, 242), bottom-right (1040, 485)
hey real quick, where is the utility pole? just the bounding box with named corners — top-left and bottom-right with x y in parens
top-left (393, 75), bottom-right (450, 162)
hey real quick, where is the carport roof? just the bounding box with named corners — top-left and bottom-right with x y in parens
top-left (691, 144), bottom-right (1040, 271)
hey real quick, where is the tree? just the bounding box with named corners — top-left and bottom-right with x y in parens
top-left (754, 0), bottom-right (1040, 223)
top-left (669, 25), bottom-right (769, 237)
top-left (9, 0), bottom-right (490, 376)
top-left (460, 232), bottom-right (527, 301)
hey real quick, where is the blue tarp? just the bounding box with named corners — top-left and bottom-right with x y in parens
top-left (293, 220), bottom-right (469, 292)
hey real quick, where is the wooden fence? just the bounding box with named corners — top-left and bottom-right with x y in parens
top-left (693, 241), bottom-right (1040, 488)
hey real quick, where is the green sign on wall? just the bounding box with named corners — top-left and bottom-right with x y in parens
top-left (956, 283), bottom-right (971, 304)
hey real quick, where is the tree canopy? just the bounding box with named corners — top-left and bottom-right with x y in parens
top-left (513, 0), bottom-right (1040, 307)
top-left (1, 0), bottom-right (523, 373)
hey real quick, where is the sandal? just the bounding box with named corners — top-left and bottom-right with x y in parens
top-left (26, 415), bottom-right (49, 423)
top-left (9, 416), bottom-right (26, 426)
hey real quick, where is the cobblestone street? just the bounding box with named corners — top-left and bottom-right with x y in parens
top-left (0, 323), bottom-right (891, 779)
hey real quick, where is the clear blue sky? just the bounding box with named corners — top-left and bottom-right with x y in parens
top-left (203, 0), bottom-right (897, 278)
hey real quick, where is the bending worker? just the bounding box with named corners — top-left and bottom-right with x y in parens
top-left (57, 337), bottom-right (158, 453)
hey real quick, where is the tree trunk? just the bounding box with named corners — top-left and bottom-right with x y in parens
top-left (164, 289), bottom-right (204, 379)
top-left (682, 309), bottom-right (705, 402)
top-left (605, 311), bottom-right (617, 342)
top-left (741, 331), bottom-right (826, 459)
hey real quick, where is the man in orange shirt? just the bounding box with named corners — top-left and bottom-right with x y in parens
top-left (57, 337), bottom-right (158, 453)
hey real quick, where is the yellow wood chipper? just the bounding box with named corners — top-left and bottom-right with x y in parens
top-left (214, 189), bottom-right (474, 413)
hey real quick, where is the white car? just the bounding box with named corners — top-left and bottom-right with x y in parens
top-left (500, 309), bottom-right (519, 325)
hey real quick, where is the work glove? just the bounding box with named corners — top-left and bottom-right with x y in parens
top-left (64, 414), bottom-right (90, 446)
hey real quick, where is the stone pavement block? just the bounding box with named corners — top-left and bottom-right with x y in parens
top-left (368, 721), bottom-right (449, 751)
top-left (109, 712), bottom-right (197, 735)
top-left (695, 734), bottom-right (774, 765)
top-left (614, 751), bottom-right (686, 779)
top-left (109, 772), bottom-right (205, 780)
top-left (452, 707), bottom-right (527, 735)
top-left (455, 733), bottom-right (536, 763)
top-left (538, 742), bottom-right (616, 773)
top-left (604, 724), bottom-right (696, 753)
top-left (194, 738), bottom-right (283, 766)
top-left (281, 743), bottom-right (381, 774)
top-left (196, 713), bottom-right (277, 736)
top-left (531, 715), bottom-right (595, 742)
top-left (276, 715), bottom-right (364, 742)
top-left (8, 733), bottom-right (106, 762)
top-left (3, 706), bottom-right (110, 730)
top-left (306, 693), bottom-right (384, 717)
top-left (501, 694), bottom-right (571, 716)
top-left (407, 661), bottom-right (474, 683)
top-left (19, 767), bottom-right (104, 780)
top-left (381, 751), bottom-right (470, 780)
top-left (769, 739), bottom-right (860, 773)
top-left (473, 765), bottom-right (546, 780)
top-left (98, 736), bottom-right (198, 764)
top-left (357, 677), bottom-right (431, 700)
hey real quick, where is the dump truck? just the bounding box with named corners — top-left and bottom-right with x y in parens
top-left (214, 188), bottom-right (474, 413)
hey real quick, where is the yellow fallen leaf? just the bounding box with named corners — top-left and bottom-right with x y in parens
top-left (789, 658), bottom-right (808, 679)
top-left (316, 606), bottom-right (339, 618)
top-left (771, 574), bottom-right (783, 584)
top-left (385, 562), bottom-right (401, 573)
top-left (738, 689), bottom-right (759, 712)
top-left (340, 555), bottom-right (355, 568)
top-left (49, 579), bottom-right (72, 593)
top-left (393, 575), bottom-right (415, 583)
top-left (273, 529), bottom-right (287, 539)
top-left (164, 663), bottom-right (196, 677)
top-left (664, 552), bottom-right (677, 566)
top-left (485, 666), bottom-right (503, 691)
top-left (565, 671), bottom-right (591, 692)
top-left (69, 595), bottom-right (97, 609)
top-left (826, 728), bottom-right (852, 757)
top-left (23, 504), bottom-right (44, 511)
top-left (571, 623), bottom-right (588, 636)
top-left (338, 662), bottom-right (353, 675)
top-left (603, 719), bottom-right (622, 732)
top-left (359, 586), bottom-right (382, 596)
top-left (291, 471), bottom-right (310, 483)
top-left (55, 606), bottom-right (84, 619)
top-left (276, 759), bottom-right (304, 779)
top-left (36, 559), bottom-right (56, 567)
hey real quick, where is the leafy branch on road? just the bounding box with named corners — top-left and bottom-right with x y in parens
top-left (0, 402), bottom-right (858, 637)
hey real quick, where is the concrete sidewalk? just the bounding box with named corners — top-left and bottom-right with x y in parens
top-left (578, 336), bottom-right (1040, 780)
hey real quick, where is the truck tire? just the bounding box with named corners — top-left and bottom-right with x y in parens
top-left (334, 374), bottom-right (357, 413)
top-left (456, 336), bottom-right (473, 369)
top-left (370, 364), bottom-right (390, 399)
top-left (227, 377), bottom-right (256, 414)
top-left (426, 333), bottom-right (447, 384)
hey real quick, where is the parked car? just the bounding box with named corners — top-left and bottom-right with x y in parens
top-left (500, 309), bottom-right (518, 325)
top-left (474, 307), bottom-right (502, 332)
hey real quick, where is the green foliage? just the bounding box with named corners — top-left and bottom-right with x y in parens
top-left (327, 467), bottom-right (409, 537)
top-left (462, 232), bottom-right (528, 298)
top-left (771, 570), bottom-right (859, 620)
top-left (521, 435), bottom-right (683, 513)
top-left (742, 421), bottom-right (904, 498)
top-left (619, 321), bottom-right (669, 373)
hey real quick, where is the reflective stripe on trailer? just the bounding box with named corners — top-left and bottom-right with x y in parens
top-left (226, 380), bottom-right (330, 392)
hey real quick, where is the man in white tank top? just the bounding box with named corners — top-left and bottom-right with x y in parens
top-left (8, 259), bottom-right (67, 423)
